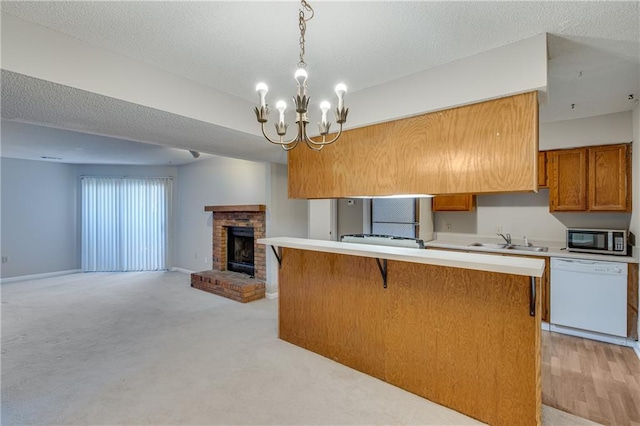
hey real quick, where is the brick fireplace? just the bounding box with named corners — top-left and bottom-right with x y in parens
top-left (191, 204), bottom-right (266, 303)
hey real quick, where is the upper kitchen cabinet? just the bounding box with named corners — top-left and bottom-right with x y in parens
top-left (432, 194), bottom-right (475, 212)
top-left (538, 151), bottom-right (548, 188)
top-left (288, 92), bottom-right (539, 199)
top-left (588, 144), bottom-right (631, 211)
top-left (548, 143), bottom-right (631, 212)
top-left (548, 148), bottom-right (588, 211)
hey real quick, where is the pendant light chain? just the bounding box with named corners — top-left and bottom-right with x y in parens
top-left (298, 0), bottom-right (314, 68)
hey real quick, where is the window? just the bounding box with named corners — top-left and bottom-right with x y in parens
top-left (81, 177), bottom-right (171, 272)
top-left (371, 198), bottom-right (418, 238)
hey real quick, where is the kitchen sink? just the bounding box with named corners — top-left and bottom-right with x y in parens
top-left (468, 242), bottom-right (548, 252)
top-left (506, 245), bottom-right (548, 252)
top-left (468, 243), bottom-right (509, 249)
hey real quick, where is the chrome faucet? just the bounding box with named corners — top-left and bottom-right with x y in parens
top-left (497, 233), bottom-right (511, 245)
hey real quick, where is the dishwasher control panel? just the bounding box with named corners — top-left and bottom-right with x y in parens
top-left (551, 258), bottom-right (628, 276)
top-left (594, 266), bottom-right (624, 274)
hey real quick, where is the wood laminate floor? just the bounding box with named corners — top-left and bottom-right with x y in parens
top-left (542, 331), bottom-right (640, 425)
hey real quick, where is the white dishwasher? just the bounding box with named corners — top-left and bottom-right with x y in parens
top-left (550, 257), bottom-right (627, 343)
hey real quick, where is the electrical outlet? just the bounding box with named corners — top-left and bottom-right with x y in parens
top-left (204, 258), bottom-right (208, 264)
top-left (495, 225), bottom-right (503, 234)
top-left (1, 256), bottom-right (7, 264)
top-left (445, 223), bottom-right (452, 231)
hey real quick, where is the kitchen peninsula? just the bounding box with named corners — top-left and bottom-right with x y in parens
top-left (259, 237), bottom-right (546, 426)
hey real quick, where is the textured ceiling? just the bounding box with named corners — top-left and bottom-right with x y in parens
top-left (1, 118), bottom-right (216, 167)
top-left (1, 1), bottom-right (639, 165)
top-left (0, 71), bottom-right (287, 165)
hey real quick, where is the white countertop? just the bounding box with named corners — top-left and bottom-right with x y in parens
top-left (426, 239), bottom-right (639, 264)
top-left (258, 237), bottom-right (545, 277)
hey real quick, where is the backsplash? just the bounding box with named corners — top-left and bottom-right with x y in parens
top-left (434, 189), bottom-right (632, 242)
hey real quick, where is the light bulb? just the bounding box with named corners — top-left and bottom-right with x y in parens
top-left (320, 101), bottom-right (330, 123)
top-left (256, 82), bottom-right (268, 108)
top-left (335, 83), bottom-right (347, 110)
top-left (276, 100), bottom-right (287, 124)
top-left (294, 68), bottom-right (308, 87)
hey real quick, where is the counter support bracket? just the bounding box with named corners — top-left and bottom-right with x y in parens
top-left (529, 276), bottom-right (536, 317)
top-left (376, 258), bottom-right (388, 289)
top-left (271, 246), bottom-right (282, 269)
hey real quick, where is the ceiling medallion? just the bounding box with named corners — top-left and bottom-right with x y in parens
top-left (254, 0), bottom-right (348, 151)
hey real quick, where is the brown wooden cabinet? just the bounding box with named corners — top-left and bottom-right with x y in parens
top-left (538, 151), bottom-right (548, 188)
top-left (588, 144), bottom-right (631, 211)
top-left (288, 92), bottom-right (539, 198)
top-left (548, 148), bottom-right (588, 211)
top-left (547, 143), bottom-right (630, 212)
top-left (432, 194), bottom-right (475, 212)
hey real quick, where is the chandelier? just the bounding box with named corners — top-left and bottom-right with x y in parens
top-left (254, 0), bottom-right (349, 151)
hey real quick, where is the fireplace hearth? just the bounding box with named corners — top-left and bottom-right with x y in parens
top-left (192, 204), bottom-right (266, 303)
top-left (227, 226), bottom-right (255, 276)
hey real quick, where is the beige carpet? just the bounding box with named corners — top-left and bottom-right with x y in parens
top-left (1, 271), bottom-right (600, 425)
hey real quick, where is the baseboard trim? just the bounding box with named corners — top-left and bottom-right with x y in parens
top-left (171, 267), bottom-right (195, 274)
top-left (266, 292), bottom-right (278, 299)
top-left (549, 323), bottom-right (630, 346)
top-left (541, 322), bottom-right (550, 331)
top-left (0, 269), bottom-right (82, 284)
top-left (634, 342), bottom-right (640, 360)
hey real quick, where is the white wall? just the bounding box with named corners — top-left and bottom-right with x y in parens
top-left (418, 198), bottom-right (434, 242)
top-left (539, 111), bottom-right (634, 150)
top-left (435, 111), bottom-right (634, 244)
top-left (1, 158), bottom-right (77, 278)
top-left (348, 33), bottom-right (547, 130)
top-left (265, 164), bottom-right (308, 239)
top-left (308, 199), bottom-right (338, 241)
top-left (175, 156), bottom-right (267, 272)
top-left (265, 163), bottom-right (308, 294)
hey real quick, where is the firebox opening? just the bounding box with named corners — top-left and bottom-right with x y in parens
top-left (227, 226), bottom-right (255, 276)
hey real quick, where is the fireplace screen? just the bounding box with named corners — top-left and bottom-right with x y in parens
top-left (227, 226), bottom-right (255, 276)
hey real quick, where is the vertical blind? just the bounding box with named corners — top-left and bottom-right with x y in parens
top-left (81, 177), bottom-right (171, 272)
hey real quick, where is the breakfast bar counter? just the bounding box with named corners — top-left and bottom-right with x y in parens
top-left (259, 237), bottom-right (546, 276)
top-left (259, 237), bottom-right (545, 426)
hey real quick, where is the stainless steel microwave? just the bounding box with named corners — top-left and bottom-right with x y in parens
top-left (566, 228), bottom-right (628, 256)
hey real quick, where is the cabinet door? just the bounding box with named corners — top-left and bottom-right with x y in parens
top-left (538, 151), bottom-right (547, 188)
top-left (432, 194), bottom-right (475, 212)
top-left (548, 148), bottom-right (587, 212)
top-left (588, 144), bottom-right (630, 211)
